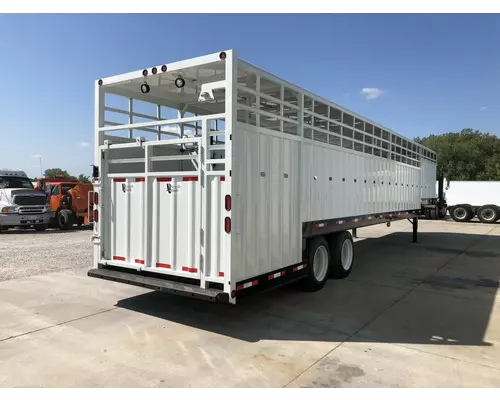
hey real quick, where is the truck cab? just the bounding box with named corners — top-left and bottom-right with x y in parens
top-left (0, 169), bottom-right (51, 232)
top-left (36, 177), bottom-right (93, 229)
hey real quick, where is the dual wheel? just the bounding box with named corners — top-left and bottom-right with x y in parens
top-left (303, 231), bottom-right (355, 291)
top-left (450, 204), bottom-right (499, 224)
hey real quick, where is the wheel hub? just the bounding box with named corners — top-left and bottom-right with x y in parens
top-left (313, 245), bottom-right (329, 282)
top-left (341, 239), bottom-right (353, 271)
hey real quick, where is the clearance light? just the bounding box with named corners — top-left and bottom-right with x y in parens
top-left (219, 52), bottom-right (227, 60)
top-left (175, 77), bottom-right (186, 88)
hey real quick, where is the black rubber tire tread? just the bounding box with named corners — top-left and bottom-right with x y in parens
top-left (328, 231), bottom-right (355, 279)
top-left (477, 205), bottom-right (499, 224)
top-left (34, 224), bottom-right (48, 232)
top-left (450, 205), bottom-right (473, 222)
top-left (302, 236), bottom-right (330, 292)
top-left (58, 209), bottom-right (74, 230)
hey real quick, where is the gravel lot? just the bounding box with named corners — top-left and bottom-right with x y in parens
top-left (0, 227), bottom-right (93, 282)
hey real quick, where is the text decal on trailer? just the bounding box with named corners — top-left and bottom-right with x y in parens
top-left (166, 183), bottom-right (181, 194)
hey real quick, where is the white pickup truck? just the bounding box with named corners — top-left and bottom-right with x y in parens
top-left (0, 169), bottom-right (51, 232)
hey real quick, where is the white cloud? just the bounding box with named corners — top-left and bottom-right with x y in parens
top-left (480, 106), bottom-right (487, 110)
top-left (361, 88), bottom-right (383, 100)
top-left (78, 141), bottom-right (90, 148)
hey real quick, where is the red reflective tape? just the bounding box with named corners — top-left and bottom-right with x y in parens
top-left (220, 176), bottom-right (225, 181)
top-left (113, 178), bottom-right (126, 182)
top-left (268, 271), bottom-right (286, 280)
top-left (182, 266), bottom-right (198, 273)
top-left (113, 256), bottom-right (126, 261)
top-left (236, 279), bottom-right (259, 291)
top-left (293, 263), bottom-right (307, 272)
top-left (219, 272), bottom-right (224, 277)
top-left (156, 263), bottom-right (171, 269)
top-left (135, 259), bottom-right (144, 264)
top-left (157, 177), bottom-right (172, 182)
top-left (182, 176), bottom-right (198, 182)
top-left (135, 178), bottom-right (145, 182)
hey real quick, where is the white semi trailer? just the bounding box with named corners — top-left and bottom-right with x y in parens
top-left (443, 180), bottom-right (500, 223)
top-left (88, 50), bottom-right (438, 304)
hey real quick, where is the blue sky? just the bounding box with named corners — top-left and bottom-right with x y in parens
top-left (0, 13), bottom-right (498, 178)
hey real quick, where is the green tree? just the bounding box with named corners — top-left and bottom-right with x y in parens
top-left (77, 174), bottom-right (91, 184)
top-left (44, 168), bottom-right (77, 180)
top-left (415, 129), bottom-right (500, 181)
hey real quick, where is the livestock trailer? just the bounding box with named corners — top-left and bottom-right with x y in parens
top-left (88, 50), bottom-right (438, 304)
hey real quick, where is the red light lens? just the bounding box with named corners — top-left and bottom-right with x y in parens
top-left (94, 209), bottom-right (99, 222)
top-left (161, 65), bottom-right (167, 72)
top-left (152, 67), bottom-right (157, 74)
top-left (219, 52), bottom-right (227, 60)
top-left (142, 69), bottom-right (148, 77)
top-left (98, 79), bottom-right (103, 86)
top-left (225, 195), bottom-right (231, 211)
top-left (94, 192), bottom-right (99, 205)
top-left (224, 217), bottom-right (231, 233)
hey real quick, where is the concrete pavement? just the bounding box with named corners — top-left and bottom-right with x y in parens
top-left (1, 220), bottom-right (499, 387)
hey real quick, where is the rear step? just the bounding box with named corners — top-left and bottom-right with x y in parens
top-left (88, 267), bottom-right (229, 303)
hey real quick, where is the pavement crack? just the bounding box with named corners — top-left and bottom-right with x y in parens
top-left (0, 308), bottom-right (116, 344)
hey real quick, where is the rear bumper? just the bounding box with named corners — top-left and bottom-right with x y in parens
top-left (88, 267), bottom-right (229, 303)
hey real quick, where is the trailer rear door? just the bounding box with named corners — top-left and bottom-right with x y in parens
top-left (103, 135), bottom-right (228, 284)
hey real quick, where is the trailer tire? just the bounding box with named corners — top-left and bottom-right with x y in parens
top-left (303, 236), bottom-right (330, 292)
top-left (58, 209), bottom-right (73, 230)
top-left (34, 224), bottom-right (48, 232)
top-left (450, 205), bottom-right (473, 222)
top-left (477, 205), bottom-right (499, 224)
top-left (328, 231), bottom-right (355, 279)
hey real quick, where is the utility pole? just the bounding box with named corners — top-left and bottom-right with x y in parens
top-left (34, 156), bottom-right (43, 178)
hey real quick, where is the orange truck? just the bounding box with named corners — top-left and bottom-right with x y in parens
top-left (34, 177), bottom-right (94, 230)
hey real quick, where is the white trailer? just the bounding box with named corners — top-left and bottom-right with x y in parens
top-left (88, 50), bottom-right (438, 304)
top-left (443, 180), bottom-right (500, 223)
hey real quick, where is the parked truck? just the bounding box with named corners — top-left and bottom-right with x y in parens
top-left (88, 50), bottom-right (440, 304)
top-left (442, 180), bottom-right (500, 223)
top-left (34, 177), bottom-right (94, 229)
top-left (0, 169), bottom-right (51, 232)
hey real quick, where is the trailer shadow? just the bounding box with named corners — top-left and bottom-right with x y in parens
top-left (116, 230), bottom-right (499, 347)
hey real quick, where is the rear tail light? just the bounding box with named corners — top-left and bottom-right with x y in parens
top-left (94, 209), bottom-right (99, 222)
top-left (224, 217), bottom-right (231, 233)
top-left (94, 192), bottom-right (99, 205)
top-left (225, 195), bottom-right (231, 211)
